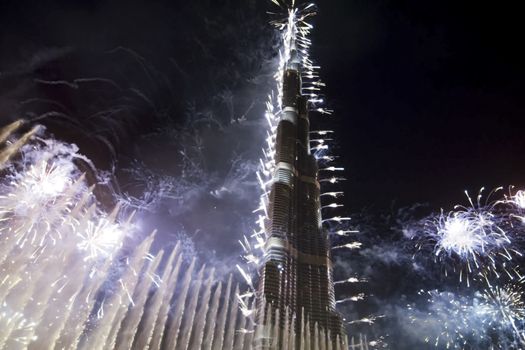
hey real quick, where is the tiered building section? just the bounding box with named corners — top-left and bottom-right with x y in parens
top-left (255, 6), bottom-right (346, 348)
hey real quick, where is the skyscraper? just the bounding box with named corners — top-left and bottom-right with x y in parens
top-left (255, 5), bottom-right (346, 348)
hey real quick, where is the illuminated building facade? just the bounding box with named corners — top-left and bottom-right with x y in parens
top-left (255, 29), bottom-right (346, 348)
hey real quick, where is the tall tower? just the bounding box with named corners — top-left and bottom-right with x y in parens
top-left (256, 5), bottom-right (346, 348)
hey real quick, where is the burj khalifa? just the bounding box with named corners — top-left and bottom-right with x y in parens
top-left (255, 5), bottom-right (346, 349)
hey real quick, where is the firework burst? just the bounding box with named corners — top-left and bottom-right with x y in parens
top-left (407, 290), bottom-right (487, 349)
top-left (477, 284), bottom-right (525, 347)
top-left (413, 188), bottom-right (520, 286)
top-left (407, 186), bottom-right (525, 348)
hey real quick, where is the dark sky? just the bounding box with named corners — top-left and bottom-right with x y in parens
top-left (312, 0), bottom-right (525, 211)
top-left (1, 0), bottom-right (524, 212)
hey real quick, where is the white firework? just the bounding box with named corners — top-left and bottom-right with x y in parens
top-left (416, 188), bottom-right (515, 285)
top-left (477, 284), bottom-right (525, 346)
top-left (76, 218), bottom-right (124, 261)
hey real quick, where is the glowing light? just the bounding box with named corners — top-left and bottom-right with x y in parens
top-left (321, 203), bottom-right (343, 209)
top-left (320, 166), bottom-right (344, 172)
top-left (347, 315), bottom-right (385, 325)
top-left (321, 191), bottom-right (344, 198)
top-left (337, 293), bottom-right (365, 304)
top-left (437, 215), bottom-right (484, 257)
top-left (318, 155), bottom-right (336, 162)
top-left (333, 242), bottom-right (362, 250)
top-left (0, 304), bottom-right (37, 347)
top-left (408, 288), bottom-right (525, 349)
top-left (407, 290), bottom-right (483, 349)
top-left (320, 177), bottom-right (346, 184)
top-left (311, 144), bottom-right (328, 151)
top-left (333, 229), bottom-right (359, 236)
top-left (236, 264), bottom-right (253, 289)
top-left (322, 216), bottom-right (351, 223)
top-left (414, 188), bottom-right (515, 285)
top-left (76, 219), bottom-right (124, 261)
top-left (334, 277), bottom-right (368, 285)
top-left (477, 284), bottom-right (525, 344)
top-left (24, 160), bottom-right (73, 199)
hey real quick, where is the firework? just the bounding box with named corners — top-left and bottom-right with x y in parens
top-left (0, 303), bottom-right (37, 348)
top-left (333, 242), bottom-right (363, 250)
top-left (76, 216), bottom-right (125, 261)
top-left (414, 188), bottom-right (520, 286)
top-left (477, 284), bottom-right (525, 346)
top-left (347, 314), bottom-right (385, 325)
top-left (0, 123), bottom-right (293, 350)
top-left (406, 186), bottom-right (525, 348)
top-left (407, 286), bottom-right (525, 349)
top-left (505, 187), bottom-right (525, 210)
top-left (407, 290), bottom-right (486, 349)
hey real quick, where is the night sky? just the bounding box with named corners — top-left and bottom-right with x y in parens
top-left (313, 0), bottom-right (525, 212)
top-left (1, 0), bottom-right (524, 348)
top-left (2, 0), bottom-right (524, 210)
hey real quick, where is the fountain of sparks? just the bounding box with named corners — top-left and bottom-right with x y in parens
top-left (0, 121), bottom-right (266, 350)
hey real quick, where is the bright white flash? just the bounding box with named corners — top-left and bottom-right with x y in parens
top-left (322, 216), bottom-right (351, 223)
top-left (26, 161), bottom-right (72, 198)
top-left (77, 219), bottom-right (124, 261)
top-left (415, 188), bottom-right (518, 285)
top-left (320, 177), bottom-right (345, 184)
top-left (437, 215), bottom-right (484, 258)
top-left (320, 167), bottom-right (344, 172)
top-left (10, 159), bottom-right (74, 215)
top-left (334, 230), bottom-right (359, 236)
top-left (321, 191), bottom-right (343, 198)
top-left (333, 242), bottom-right (362, 250)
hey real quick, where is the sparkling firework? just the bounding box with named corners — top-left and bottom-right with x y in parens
top-left (407, 290), bottom-right (485, 349)
top-left (0, 302), bottom-right (37, 348)
top-left (414, 188), bottom-right (519, 286)
top-left (505, 187), bottom-right (525, 210)
top-left (407, 287), bottom-right (525, 349)
top-left (407, 186), bottom-right (525, 348)
top-left (503, 187), bottom-right (525, 224)
top-left (478, 284), bottom-right (525, 346)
